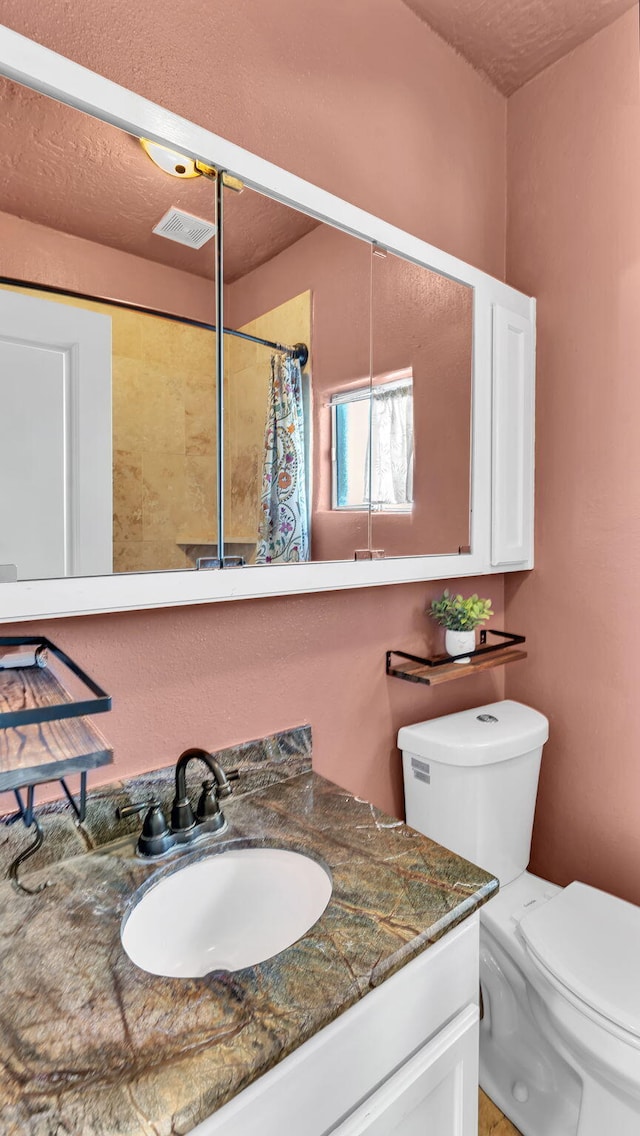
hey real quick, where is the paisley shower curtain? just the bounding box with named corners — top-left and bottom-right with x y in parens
top-left (256, 353), bottom-right (310, 563)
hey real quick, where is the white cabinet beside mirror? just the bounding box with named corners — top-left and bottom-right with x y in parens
top-left (0, 24), bottom-right (534, 622)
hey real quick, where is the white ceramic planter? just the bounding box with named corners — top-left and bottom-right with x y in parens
top-left (445, 629), bottom-right (476, 664)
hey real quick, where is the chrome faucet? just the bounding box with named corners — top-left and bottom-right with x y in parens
top-left (117, 747), bottom-right (239, 858)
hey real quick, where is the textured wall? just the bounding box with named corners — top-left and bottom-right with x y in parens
top-left (0, 0), bottom-right (507, 820)
top-left (0, 210), bottom-right (213, 321)
top-left (505, 10), bottom-right (640, 905)
top-left (0, 578), bottom-right (506, 818)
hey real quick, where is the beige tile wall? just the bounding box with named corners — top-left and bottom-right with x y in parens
top-left (224, 291), bottom-right (311, 560)
top-left (111, 309), bottom-right (217, 572)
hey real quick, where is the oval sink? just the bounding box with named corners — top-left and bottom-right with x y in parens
top-left (121, 846), bottom-right (332, 977)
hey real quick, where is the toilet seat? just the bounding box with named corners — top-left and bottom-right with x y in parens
top-left (518, 881), bottom-right (640, 1042)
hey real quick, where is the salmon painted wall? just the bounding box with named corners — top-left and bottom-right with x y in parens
top-left (0, 212), bottom-right (213, 322)
top-left (0, 0), bottom-right (507, 819)
top-left (505, 10), bottom-right (640, 904)
top-left (1, 580), bottom-right (506, 818)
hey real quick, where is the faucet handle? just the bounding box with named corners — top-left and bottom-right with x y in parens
top-left (217, 768), bottom-right (240, 799)
top-left (195, 779), bottom-right (226, 833)
top-left (170, 793), bottom-right (197, 834)
top-left (116, 798), bottom-right (174, 857)
top-left (196, 779), bottom-right (221, 822)
top-left (195, 769), bottom-right (239, 829)
top-left (117, 797), bottom-right (158, 821)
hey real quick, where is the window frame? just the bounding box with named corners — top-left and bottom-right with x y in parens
top-left (330, 369), bottom-right (414, 514)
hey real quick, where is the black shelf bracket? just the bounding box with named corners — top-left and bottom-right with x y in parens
top-left (0, 635), bottom-right (111, 729)
top-left (387, 629), bottom-right (526, 679)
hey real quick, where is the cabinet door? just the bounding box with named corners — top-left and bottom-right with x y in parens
top-left (491, 303), bottom-right (535, 568)
top-left (330, 1006), bottom-right (478, 1136)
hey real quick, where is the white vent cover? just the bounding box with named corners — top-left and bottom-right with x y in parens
top-left (152, 208), bottom-right (217, 249)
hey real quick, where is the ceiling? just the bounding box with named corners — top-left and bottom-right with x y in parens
top-left (401, 0), bottom-right (637, 94)
top-left (0, 77), bottom-right (317, 287)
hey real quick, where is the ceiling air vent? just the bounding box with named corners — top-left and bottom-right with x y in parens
top-left (152, 208), bottom-right (217, 250)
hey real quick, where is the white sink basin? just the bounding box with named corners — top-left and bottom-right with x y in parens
top-left (121, 846), bottom-right (332, 977)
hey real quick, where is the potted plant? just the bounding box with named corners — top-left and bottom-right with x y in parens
top-left (429, 589), bottom-right (494, 664)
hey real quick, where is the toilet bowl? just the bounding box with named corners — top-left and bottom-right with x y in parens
top-left (399, 701), bottom-right (640, 1136)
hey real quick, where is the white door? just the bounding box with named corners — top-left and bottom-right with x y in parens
top-left (0, 289), bottom-right (112, 579)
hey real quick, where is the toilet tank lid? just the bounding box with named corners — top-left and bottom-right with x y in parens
top-left (397, 700), bottom-right (549, 765)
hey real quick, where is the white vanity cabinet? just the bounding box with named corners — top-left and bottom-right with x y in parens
top-left (195, 915), bottom-right (480, 1136)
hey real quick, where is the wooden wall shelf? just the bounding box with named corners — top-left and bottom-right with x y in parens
top-left (0, 662), bottom-right (112, 794)
top-left (386, 630), bottom-right (527, 687)
top-left (0, 639), bottom-right (113, 892)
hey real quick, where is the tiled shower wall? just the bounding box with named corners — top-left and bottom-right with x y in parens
top-left (110, 308), bottom-right (217, 572)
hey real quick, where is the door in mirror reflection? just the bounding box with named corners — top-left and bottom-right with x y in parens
top-left (0, 75), bottom-right (219, 579)
top-left (222, 183), bottom-right (373, 564)
top-left (371, 250), bottom-right (472, 557)
top-left (0, 290), bottom-right (111, 579)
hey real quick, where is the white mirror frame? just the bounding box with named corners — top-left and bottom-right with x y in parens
top-left (0, 24), bottom-right (535, 623)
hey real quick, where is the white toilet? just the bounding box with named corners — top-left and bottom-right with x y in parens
top-left (398, 700), bottom-right (640, 1136)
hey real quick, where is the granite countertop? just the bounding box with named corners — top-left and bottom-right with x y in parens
top-left (0, 769), bottom-right (498, 1135)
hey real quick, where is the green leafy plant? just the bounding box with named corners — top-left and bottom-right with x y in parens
top-left (429, 589), bottom-right (494, 631)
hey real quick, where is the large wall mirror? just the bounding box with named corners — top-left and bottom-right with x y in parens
top-left (371, 251), bottom-right (472, 558)
top-left (224, 186), bottom-right (473, 567)
top-left (0, 75), bottom-right (219, 581)
top-left (0, 69), bottom-right (474, 584)
top-left (223, 185), bottom-right (373, 565)
top-left (0, 25), bottom-right (536, 616)
top-left (223, 183), bottom-right (473, 567)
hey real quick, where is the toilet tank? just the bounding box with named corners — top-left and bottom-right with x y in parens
top-left (398, 700), bottom-right (549, 886)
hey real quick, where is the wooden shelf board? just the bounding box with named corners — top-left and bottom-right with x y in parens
top-left (0, 667), bottom-right (112, 792)
top-left (388, 647), bottom-right (527, 687)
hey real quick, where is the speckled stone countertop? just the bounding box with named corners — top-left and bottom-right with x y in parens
top-left (0, 768), bottom-right (497, 1135)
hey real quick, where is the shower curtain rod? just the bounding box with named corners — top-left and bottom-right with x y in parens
top-left (224, 326), bottom-right (309, 366)
top-left (0, 276), bottom-right (309, 368)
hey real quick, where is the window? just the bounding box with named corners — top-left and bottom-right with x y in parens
top-left (331, 372), bottom-right (414, 512)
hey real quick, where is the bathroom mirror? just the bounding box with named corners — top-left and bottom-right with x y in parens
top-left (222, 184), bottom-right (474, 565)
top-left (0, 71), bottom-right (474, 579)
top-left (0, 23), bottom-right (535, 619)
top-left (0, 75), bottom-right (219, 580)
top-left (223, 183), bottom-right (372, 564)
top-left (370, 250), bottom-right (472, 558)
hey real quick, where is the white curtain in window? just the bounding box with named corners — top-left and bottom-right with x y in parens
top-left (370, 384), bottom-right (414, 506)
